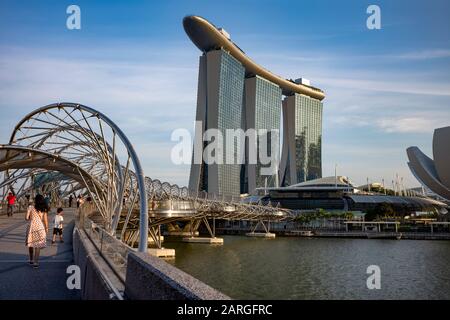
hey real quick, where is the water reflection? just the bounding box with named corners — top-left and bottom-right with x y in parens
top-left (165, 236), bottom-right (450, 300)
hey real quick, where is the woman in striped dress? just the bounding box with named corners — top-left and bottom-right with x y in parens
top-left (25, 194), bottom-right (49, 269)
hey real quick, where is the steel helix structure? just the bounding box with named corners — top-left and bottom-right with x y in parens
top-left (1, 103), bottom-right (149, 251)
top-left (0, 102), bottom-right (293, 251)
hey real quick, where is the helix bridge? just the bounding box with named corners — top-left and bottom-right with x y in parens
top-left (0, 103), bottom-right (293, 252)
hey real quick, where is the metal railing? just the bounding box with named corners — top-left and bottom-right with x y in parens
top-left (78, 203), bottom-right (135, 287)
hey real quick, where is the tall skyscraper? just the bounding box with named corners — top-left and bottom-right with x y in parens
top-left (184, 15), bottom-right (325, 196)
top-left (243, 76), bottom-right (282, 194)
top-left (188, 49), bottom-right (245, 197)
top-left (280, 93), bottom-right (323, 186)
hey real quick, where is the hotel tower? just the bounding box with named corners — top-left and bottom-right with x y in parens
top-left (184, 16), bottom-right (325, 197)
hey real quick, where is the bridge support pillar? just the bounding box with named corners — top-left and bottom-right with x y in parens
top-left (246, 220), bottom-right (276, 239)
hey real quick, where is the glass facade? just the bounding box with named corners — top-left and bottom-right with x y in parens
top-left (254, 77), bottom-right (281, 189)
top-left (293, 94), bottom-right (323, 183)
top-left (191, 48), bottom-right (323, 196)
top-left (216, 50), bottom-right (245, 196)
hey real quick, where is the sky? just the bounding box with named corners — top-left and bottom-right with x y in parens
top-left (0, 0), bottom-right (449, 188)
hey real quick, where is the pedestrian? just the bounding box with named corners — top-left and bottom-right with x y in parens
top-left (52, 208), bottom-right (64, 244)
top-left (25, 194), bottom-right (49, 269)
top-left (6, 192), bottom-right (16, 217)
top-left (77, 195), bottom-right (85, 208)
top-left (44, 194), bottom-right (51, 211)
top-left (68, 195), bottom-right (73, 208)
top-left (76, 195), bottom-right (81, 208)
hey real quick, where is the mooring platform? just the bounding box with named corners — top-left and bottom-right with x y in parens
top-left (182, 237), bottom-right (224, 245)
top-left (148, 248), bottom-right (176, 258)
top-left (166, 231), bottom-right (200, 237)
top-left (246, 232), bottom-right (276, 239)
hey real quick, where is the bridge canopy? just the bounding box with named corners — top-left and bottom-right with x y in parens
top-left (0, 145), bottom-right (101, 192)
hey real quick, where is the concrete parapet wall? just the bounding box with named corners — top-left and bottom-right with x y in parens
top-left (73, 228), bottom-right (122, 300)
top-left (125, 251), bottom-right (230, 300)
top-left (73, 226), bottom-right (230, 300)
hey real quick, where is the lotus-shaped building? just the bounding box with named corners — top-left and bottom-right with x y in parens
top-left (407, 126), bottom-right (450, 202)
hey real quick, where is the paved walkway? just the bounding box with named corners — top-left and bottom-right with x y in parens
top-left (0, 208), bottom-right (80, 300)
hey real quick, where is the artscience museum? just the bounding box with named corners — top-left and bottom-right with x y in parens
top-left (407, 126), bottom-right (450, 202)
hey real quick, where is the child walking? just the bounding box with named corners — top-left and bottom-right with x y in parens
top-left (52, 208), bottom-right (64, 244)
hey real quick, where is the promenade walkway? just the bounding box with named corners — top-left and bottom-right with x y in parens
top-left (0, 208), bottom-right (80, 300)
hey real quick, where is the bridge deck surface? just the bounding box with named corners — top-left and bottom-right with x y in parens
top-left (0, 208), bottom-right (80, 300)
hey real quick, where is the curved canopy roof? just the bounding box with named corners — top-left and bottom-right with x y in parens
top-left (183, 15), bottom-right (325, 101)
top-left (347, 194), bottom-right (447, 208)
top-left (289, 176), bottom-right (355, 188)
top-left (0, 145), bottom-right (102, 192)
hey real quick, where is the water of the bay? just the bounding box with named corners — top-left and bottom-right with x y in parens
top-left (165, 236), bottom-right (450, 300)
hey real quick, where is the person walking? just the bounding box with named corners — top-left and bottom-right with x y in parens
top-left (52, 208), bottom-right (64, 244)
top-left (6, 192), bottom-right (16, 217)
top-left (25, 194), bottom-right (49, 269)
top-left (68, 195), bottom-right (73, 208)
top-left (76, 195), bottom-right (85, 209)
top-left (44, 194), bottom-right (51, 211)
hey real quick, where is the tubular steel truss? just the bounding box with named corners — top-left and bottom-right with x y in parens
top-left (0, 103), bottom-right (292, 250)
top-left (3, 103), bottom-right (148, 251)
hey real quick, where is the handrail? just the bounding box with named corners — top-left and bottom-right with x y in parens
top-left (83, 243), bottom-right (125, 301)
top-left (77, 204), bottom-right (134, 298)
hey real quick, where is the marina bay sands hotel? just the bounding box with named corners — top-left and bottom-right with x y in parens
top-left (184, 16), bottom-right (326, 197)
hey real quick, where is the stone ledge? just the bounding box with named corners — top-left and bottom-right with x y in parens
top-left (125, 251), bottom-right (230, 300)
top-left (73, 228), bottom-right (124, 300)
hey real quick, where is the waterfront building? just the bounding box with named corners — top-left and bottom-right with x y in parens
top-left (280, 93), bottom-right (323, 186)
top-left (407, 126), bottom-right (450, 202)
top-left (188, 49), bottom-right (245, 197)
top-left (184, 15), bottom-right (325, 197)
top-left (253, 176), bottom-right (447, 213)
top-left (243, 76), bottom-right (282, 194)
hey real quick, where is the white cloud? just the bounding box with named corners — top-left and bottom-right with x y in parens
top-left (252, 48), bottom-right (450, 65)
top-left (0, 57), bottom-right (198, 109)
top-left (376, 117), bottom-right (449, 133)
top-left (1, 42), bottom-right (450, 188)
top-left (317, 76), bottom-right (450, 97)
top-left (388, 49), bottom-right (450, 60)
top-left (0, 45), bottom-right (200, 185)
top-left (329, 115), bottom-right (370, 127)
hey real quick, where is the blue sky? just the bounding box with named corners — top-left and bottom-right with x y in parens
top-left (0, 0), bottom-right (449, 188)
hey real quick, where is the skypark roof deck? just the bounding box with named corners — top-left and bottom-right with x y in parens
top-left (183, 15), bottom-right (325, 101)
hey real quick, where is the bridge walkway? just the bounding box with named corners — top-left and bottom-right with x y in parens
top-left (0, 208), bottom-right (80, 300)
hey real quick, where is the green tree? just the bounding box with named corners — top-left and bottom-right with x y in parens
top-left (365, 203), bottom-right (395, 221)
